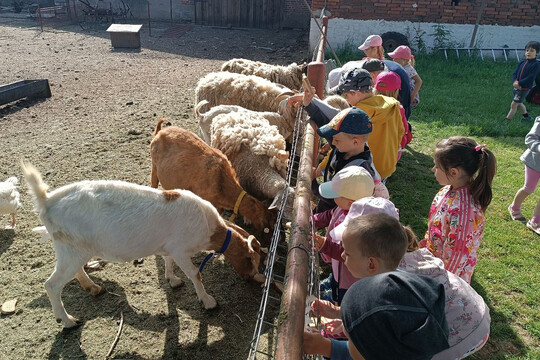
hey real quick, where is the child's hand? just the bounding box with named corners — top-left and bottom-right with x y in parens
top-left (311, 298), bottom-right (341, 319)
top-left (311, 233), bottom-right (325, 251)
top-left (513, 80), bottom-right (521, 89)
top-left (324, 319), bottom-right (345, 336)
top-left (319, 143), bottom-right (331, 155)
top-left (303, 329), bottom-right (331, 356)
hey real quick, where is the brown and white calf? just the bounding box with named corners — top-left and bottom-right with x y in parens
top-left (150, 119), bottom-right (276, 232)
top-left (22, 162), bottom-right (264, 328)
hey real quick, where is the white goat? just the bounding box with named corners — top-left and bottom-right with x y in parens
top-left (22, 162), bottom-right (264, 328)
top-left (220, 58), bottom-right (306, 90)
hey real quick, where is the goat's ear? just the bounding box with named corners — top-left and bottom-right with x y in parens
top-left (247, 235), bottom-right (260, 254)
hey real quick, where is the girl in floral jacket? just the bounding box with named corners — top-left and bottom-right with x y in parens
top-left (420, 137), bottom-right (496, 283)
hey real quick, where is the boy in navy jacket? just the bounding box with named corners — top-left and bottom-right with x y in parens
top-left (505, 41), bottom-right (540, 122)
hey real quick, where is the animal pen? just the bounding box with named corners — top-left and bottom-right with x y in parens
top-left (248, 16), bottom-right (330, 360)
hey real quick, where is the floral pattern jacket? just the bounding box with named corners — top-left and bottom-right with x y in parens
top-left (419, 185), bottom-right (485, 283)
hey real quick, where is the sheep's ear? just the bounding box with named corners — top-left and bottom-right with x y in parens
top-left (276, 90), bottom-right (295, 101)
top-left (268, 193), bottom-right (281, 210)
top-left (277, 150), bottom-right (289, 162)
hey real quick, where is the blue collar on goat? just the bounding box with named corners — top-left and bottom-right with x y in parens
top-left (198, 228), bottom-right (232, 273)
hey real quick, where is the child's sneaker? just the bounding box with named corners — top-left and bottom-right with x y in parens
top-left (526, 220), bottom-right (540, 235)
top-left (522, 115), bottom-right (533, 122)
top-left (508, 205), bottom-right (526, 222)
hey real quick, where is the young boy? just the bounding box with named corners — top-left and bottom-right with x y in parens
top-left (505, 41), bottom-right (540, 122)
top-left (312, 106), bottom-right (379, 214)
top-left (292, 68), bottom-right (404, 181)
top-left (304, 213), bottom-right (450, 359)
top-left (313, 166), bottom-right (375, 305)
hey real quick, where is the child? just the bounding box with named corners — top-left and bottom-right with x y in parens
top-left (388, 45), bottom-right (423, 109)
top-left (420, 137), bottom-right (497, 283)
top-left (316, 68), bottom-right (404, 180)
top-left (374, 70), bottom-right (412, 161)
top-left (509, 116), bottom-right (540, 234)
top-left (304, 213), bottom-right (450, 359)
top-left (357, 34), bottom-right (385, 60)
top-left (504, 41), bottom-right (540, 122)
top-left (311, 106), bottom-right (380, 213)
top-left (399, 238), bottom-right (491, 360)
top-left (313, 166), bottom-right (375, 305)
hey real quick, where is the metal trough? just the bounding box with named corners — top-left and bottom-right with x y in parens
top-left (0, 79), bottom-right (51, 106)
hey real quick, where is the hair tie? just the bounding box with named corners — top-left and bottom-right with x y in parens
top-left (475, 144), bottom-right (487, 152)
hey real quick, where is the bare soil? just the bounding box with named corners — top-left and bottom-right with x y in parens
top-left (0, 15), bottom-right (309, 359)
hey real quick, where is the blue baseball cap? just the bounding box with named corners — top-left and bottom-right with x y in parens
top-left (317, 107), bottom-right (372, 138)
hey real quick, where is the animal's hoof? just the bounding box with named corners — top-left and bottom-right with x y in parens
top-left (90, 285), bottom-right (104, 296)
top-left (168, 278), bottom-right (183, 288)
top-left (203, 296), bottom-right (217, 309)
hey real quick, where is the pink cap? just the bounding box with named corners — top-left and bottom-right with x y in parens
top-left (388, 45), bottom-right (413, 60)
top-left (329, 197), bottom-right (399, 242)
top-left (375, 70), bottom-right (401, 91)
top-left (358, 35), bottom-right (383, 51)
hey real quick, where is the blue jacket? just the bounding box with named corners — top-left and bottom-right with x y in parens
top-left (513, 59), bottom-right (540, 90)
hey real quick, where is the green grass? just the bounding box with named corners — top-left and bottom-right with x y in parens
top-left (332, 48), bottom-right (540, 359)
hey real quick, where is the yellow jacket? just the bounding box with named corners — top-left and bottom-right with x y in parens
top-left (355, 95), bottom-right (404, 178)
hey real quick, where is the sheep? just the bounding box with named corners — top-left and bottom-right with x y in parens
top-left (22, 162), bottom-right (264, 328)
top-left (209, 112), bottom-right (295, 218)
top-left (195, 100), bottom-right (294, 144)
top-left (220, 58), bottom-right (307, 90)
top-left (194, 72), bottom-right (295, 116)
top-left (150, 119), bottom-right (276, 232)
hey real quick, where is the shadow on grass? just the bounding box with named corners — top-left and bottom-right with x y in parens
top-left (469, 277), bottom-right (526, 360)
top-left (386, 144), bottom-right (440, 235)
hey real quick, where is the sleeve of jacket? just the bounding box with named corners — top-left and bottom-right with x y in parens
top-left (305, 98), bottom-right (340, 128)
top-left (329, 339), bottom-right (353, 360)
top-left (312, 208), bottom-right (334, 229)
top-left (519, 61), bottom-right (540, 88)
top-left (525, 117), bottom-right (540, 153)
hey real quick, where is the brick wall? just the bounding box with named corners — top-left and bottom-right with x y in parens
top-left (282, 0), bottom-right (311, 28)
top-left (311, 0), bottom-right (539, 27)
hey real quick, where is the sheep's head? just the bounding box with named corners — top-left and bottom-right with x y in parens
top-left (269, 185), bottom-right (295, 221)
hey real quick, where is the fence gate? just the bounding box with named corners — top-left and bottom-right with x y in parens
top-left (194, 0), bottom-right (282, 29)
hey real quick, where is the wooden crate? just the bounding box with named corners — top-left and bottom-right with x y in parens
top-left (0, 80), bottom-right (51, 106)
top-left (106, 24), bottom-right (143, 48)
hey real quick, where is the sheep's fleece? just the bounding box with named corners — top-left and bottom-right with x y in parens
top-left (210, 114), bottom-right (288, 178)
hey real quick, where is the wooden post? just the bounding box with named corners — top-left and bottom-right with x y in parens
top-left (147, 1), bottom-right (151, 37)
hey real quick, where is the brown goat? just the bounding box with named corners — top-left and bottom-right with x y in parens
top-left (150, 119), bottom-right (276, 232)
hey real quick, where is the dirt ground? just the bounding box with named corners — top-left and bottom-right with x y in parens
top-left (0, 14), bottom-right (309, 359)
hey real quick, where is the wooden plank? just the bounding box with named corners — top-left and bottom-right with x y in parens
top-left (0, 80), bottom-right (51, 106)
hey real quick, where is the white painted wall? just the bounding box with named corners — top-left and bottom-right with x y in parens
top-left (310, 18), bottom-right (540, 57)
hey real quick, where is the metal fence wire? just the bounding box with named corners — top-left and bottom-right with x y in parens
top-left (248, 106), bottom-right (322, 360)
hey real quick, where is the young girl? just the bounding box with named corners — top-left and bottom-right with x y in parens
top-left (420, 137), bottom-right (497, 283)
top-left (509, 116), bottom-right (540, 234)
top-left (373, 70), bottom-right (412, 161)
top-left (358, 34), bottom-right (385, 60)
top-left (388, 45), bottom-right (423, 108)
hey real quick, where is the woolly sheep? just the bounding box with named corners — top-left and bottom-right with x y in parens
top-left (220, 58), bottom-right (307, 90)
top-left (195, 100), bottom-right (294, 144)
top-left (194, 72), bottom-right (295, 115)
top-left (210, 112), bottom-right (294, 217)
